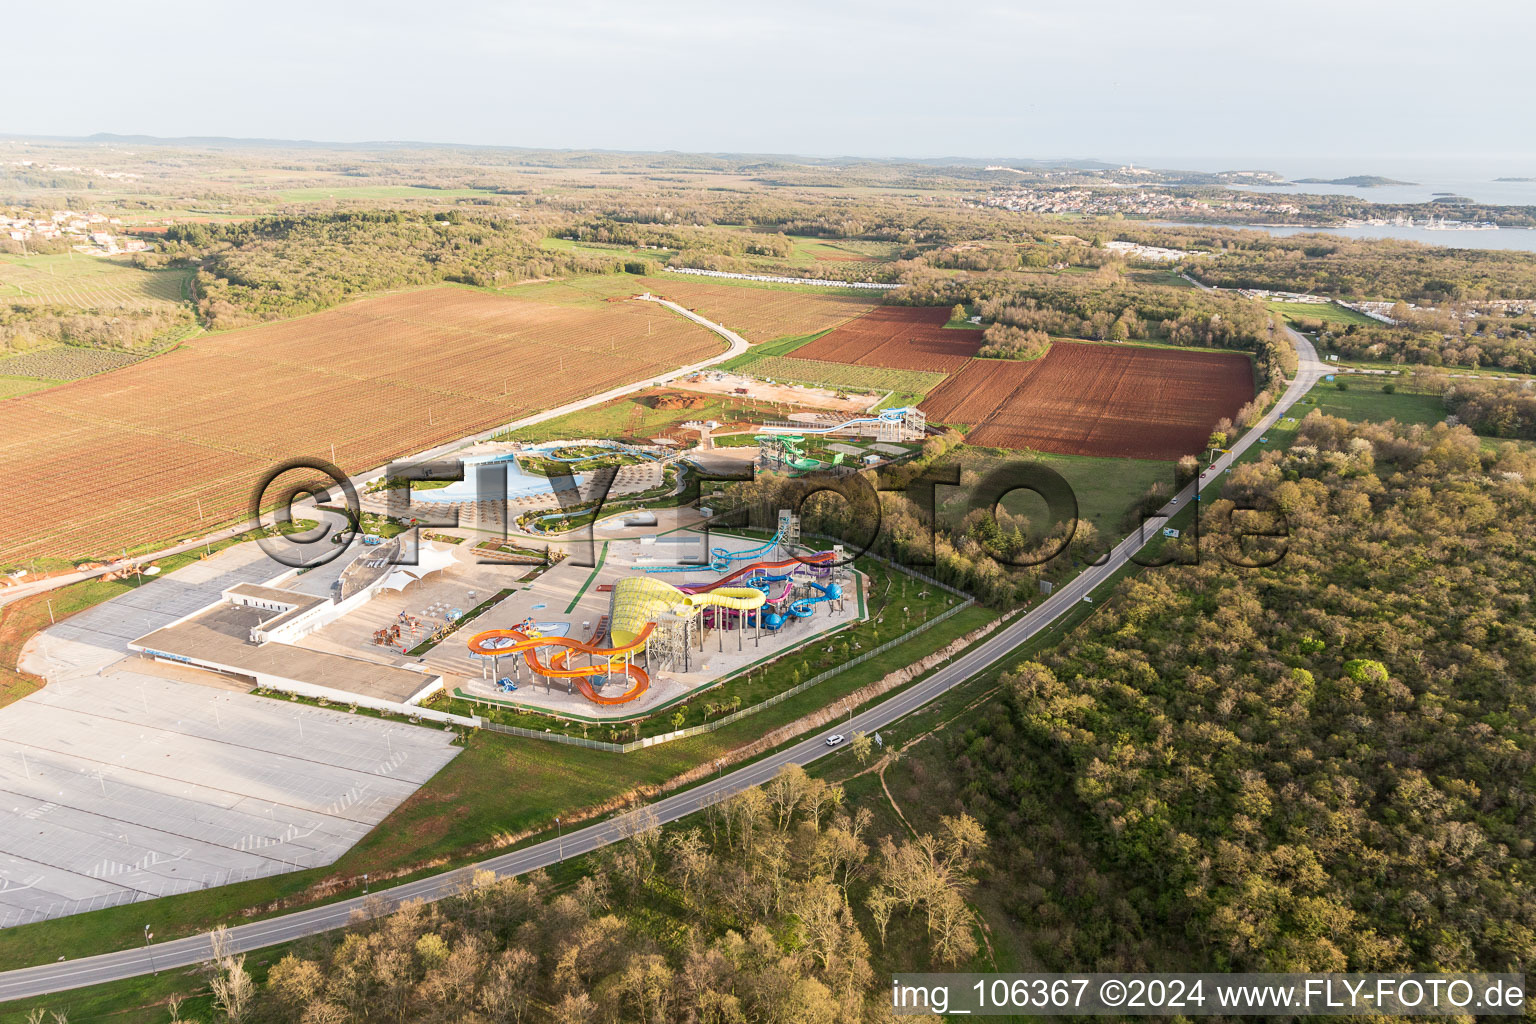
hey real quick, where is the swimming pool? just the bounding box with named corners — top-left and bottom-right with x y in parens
top-left (411, 445), bottom-right (586, 504)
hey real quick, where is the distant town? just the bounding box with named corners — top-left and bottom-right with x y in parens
top-left (0, 208), bottom-right (151, 255)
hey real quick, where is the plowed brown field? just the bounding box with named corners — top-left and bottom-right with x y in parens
top-left (792, 306), bottom-right (982, 371)
top-left (921, 343), bottom-right (1254, 460)
top-left (1, 287), bottom-right (721, 565)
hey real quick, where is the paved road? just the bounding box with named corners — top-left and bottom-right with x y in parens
top-left (0, 330), bottom-right (1323, 1002)
top-left (0, 297), bottom-right (745, 610)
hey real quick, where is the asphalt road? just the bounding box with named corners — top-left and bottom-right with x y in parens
top-left (0, 329), bottom-right (1323, 1002)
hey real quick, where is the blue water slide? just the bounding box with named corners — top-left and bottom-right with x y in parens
top-left (789, 581), bottom-right (842, 618)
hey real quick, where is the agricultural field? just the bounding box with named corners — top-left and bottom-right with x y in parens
top-left (922, 342), bottom-right (1254, 460)
top-left (1268, 300), bottom-right (1378, 326)
top-left (0, 345), bottom-right (144, 380)
top-left (0, 254), bottom-right (190, 309)
top-left (643, 276), bottom-right (874, 342)
top-left (746, 355), bottom-right (949, 395)
top-left (0, 287), bottom-right (724, 566)
top-left (792, 305), bottom-right (983, 371)
top-left (505, 274), bottom-right (874, 342)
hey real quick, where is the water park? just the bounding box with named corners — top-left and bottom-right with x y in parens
top-left (358, 438), bottom-right (681, 522)
top-left (442, 513), bottom-right (865, 720)
top-left (755, 407), bottom-right (926, 473)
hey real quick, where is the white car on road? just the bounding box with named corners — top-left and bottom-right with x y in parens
top-left (825, 734), bottom-right (845, 747)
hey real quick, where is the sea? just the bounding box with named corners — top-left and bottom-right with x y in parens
top-left (1137, 156), bottom-right (1536, 252)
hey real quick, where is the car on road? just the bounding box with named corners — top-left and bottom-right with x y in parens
top-left (825, 734), bottom-right (845, 747)
top-left (1170, 497), bottom-right (1179, 505)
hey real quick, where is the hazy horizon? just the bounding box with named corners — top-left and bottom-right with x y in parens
top-left (11, 0), bottom-right (1534, 166)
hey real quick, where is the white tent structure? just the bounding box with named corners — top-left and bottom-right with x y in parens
top-left (375, 544), bottom-right (459, 593)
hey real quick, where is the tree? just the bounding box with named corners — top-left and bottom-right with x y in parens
top-left (851, 731), bottom-right (873, 764)
top-left (207, 926), bottom-right (254, 1023)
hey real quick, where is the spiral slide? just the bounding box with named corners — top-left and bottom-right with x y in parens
top-left (466, 622), bottom-right (656, 704)
top-left (790, 580), bottom-right (842, 617)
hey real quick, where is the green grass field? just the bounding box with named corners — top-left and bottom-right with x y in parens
top-left (783, 235), bottom-right (901, 263)
top-left (0, 376), bottom-right (60, 400)
top-left (938, 445), bottom-right (1173, 535)
top-left (719, 328), bottom-right (828, 371)
top-left (1304, 378), bottom-right (1447, 427)
top-left (1268, 300), bottom-right (1378, 326)
top-left (745, 356), bottom-right (950, 396)
top-left (275, 185), bottom-right (504, 202)
top-left (540, 236), bottom-right (673, 260)
top-left (0, 254), bottom-right (191, 309)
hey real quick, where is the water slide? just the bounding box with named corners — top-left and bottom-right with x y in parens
top-left (789, 580), bottom-right (843, 618)
top-left (644, 523), bottom-right (789, 574)
top-left (674, 551), bottom-right (837, 594)
top-left (756, 406), bottom-right (916, 437)
top-left (466, 622), bottom-right (656, 704)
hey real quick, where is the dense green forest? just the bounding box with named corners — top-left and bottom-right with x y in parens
top-left (923, 414), bottom-right (1536, 973)
top-left (161, 213), bottom-right (633, 327)
top-left (1444, 379), bottom-right (1536, 438)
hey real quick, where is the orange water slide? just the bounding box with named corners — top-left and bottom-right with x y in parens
top-left (467, 622), bottom-right (656, 704)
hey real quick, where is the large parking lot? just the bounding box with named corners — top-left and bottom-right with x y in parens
top-left (0, 543), bottom-right (460, 927)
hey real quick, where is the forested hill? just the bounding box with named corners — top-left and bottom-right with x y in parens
top-left (943, 414), bottom-right (1536, 972)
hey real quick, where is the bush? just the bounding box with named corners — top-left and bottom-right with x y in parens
top-left (1336, 380), bottom-right (1350, 391)
top-left (1382, 382), bottom-right (1396, 394)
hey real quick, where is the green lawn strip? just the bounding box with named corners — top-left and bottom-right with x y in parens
top-left (719, 328), bottom-right (833, 370)
top-left (563, 542), bottom-right (609, 613)
top-left (0, 598), bottom-right (997, 970)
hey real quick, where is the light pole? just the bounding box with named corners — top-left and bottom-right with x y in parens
top-left (363, 873), bottom-right (369, 895)
top-left (555, 816), bottom-right (563, 861)
top-left (144, 924), bottom-right (156, 975)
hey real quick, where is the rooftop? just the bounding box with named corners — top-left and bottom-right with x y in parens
top-left (133, 600), bottom-right (439, 704)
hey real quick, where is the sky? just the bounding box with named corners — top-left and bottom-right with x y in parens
top-left (10, 0), bottom-right (1535, 170)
